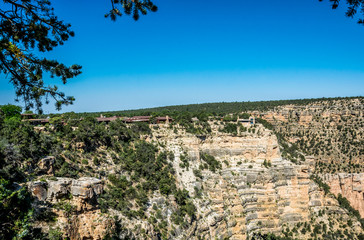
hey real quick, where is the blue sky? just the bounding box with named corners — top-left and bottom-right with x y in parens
top-left (1, 0), bottom-right (364, 113)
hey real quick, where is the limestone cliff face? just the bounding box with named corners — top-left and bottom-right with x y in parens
top-left (29, 177), bottom-right (112, 240)
top-left (322, 173), bottom-right (364, 217)
top-left (194, 161), bottom-right (311, 239)
top-left (255, 98), bottom-right (364, 218)
top-left (28, 122), bottom-right (364, 239)
top-left (152, 124), bottom-right (363, 239)
top-left (30, 177), bottom-right (103, 211)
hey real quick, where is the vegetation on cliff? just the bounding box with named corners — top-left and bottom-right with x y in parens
top-left (0, 97), bottom-right (363, 239)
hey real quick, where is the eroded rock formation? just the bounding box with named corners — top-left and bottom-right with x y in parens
top-left (152, 124), bottom-right (364, 239)
top-left (27, 117), bottom-right (364, 239)
top-left (29, 177), bottom-right (112, 239)
top-left (322, 173), bottom-right (364, 217)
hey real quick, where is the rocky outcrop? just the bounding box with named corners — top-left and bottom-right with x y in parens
top-left (38, 156), bottom-right (55, 174)
top-left (30, 181), bottom-right (48, 201)
top-left (152, 126), bottom-right (304, 239)
top-left (29, 177), bottom-right (110, 240)
top-left (322, 173), bottom-right (364, 217)
top-left (61, 210), bottom-right (113, 240)
top-left (254, 98), bottom-right (364, 219)
top-left (257, 98), bottom-right (364, 171)
top-left (30, 177), bottom-right (103, 211)
top-left (194, 148), bottom-right (311, 239)
top-left (152, 123), bottom-right (364, 239)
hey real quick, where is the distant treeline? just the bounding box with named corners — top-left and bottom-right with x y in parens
top-left (71, 96), bottom-right (362, 118)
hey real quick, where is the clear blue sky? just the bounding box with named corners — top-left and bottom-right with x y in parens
top-left (1, 0), bottom-right (364, 113)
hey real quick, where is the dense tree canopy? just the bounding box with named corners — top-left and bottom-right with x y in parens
top-left (0, 104), bottom-right (21, 119)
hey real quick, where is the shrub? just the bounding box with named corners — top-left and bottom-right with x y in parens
top-left (200, 153), bottom-right (222, 173)
top-left (220, 123), bottom-right (238, 135)
top-left (193, 169), bottom-right (203, 179)
top-left (93, 157), bottom-right (100, 166)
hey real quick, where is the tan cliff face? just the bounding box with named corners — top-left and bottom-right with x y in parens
top-left (254, 98), bottom-right (364, 219)
top-left (151, 124), bottom-right (363, 239)
top-left (258, 98), bottom-right (363, 168)
top-left (29, 177), bottom-right (112, 240)
top-left (322, 173), bottom-right (364, 218)
top-left (156, 126), bottom-right (307, 239)
top-left (27, 119), bottom-right (364, 239)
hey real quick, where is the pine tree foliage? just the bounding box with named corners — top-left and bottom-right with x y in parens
top-left (0, 0), bottom-right (82, 113)
top-left (106, 0), bottom-right (158, 21)
top-left (319, 0), bottom-right (364, 25)
top-left (1, 0), bottom-right (361, 113)
top-left (0, 0), bottom-right (158, 113)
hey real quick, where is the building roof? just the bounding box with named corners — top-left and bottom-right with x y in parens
top-left (23, 119), bottom-right (49, 123)
top-left (156, 116), bottom-right (173, 121)
top-left (96, 116), bottom-right (119, 122)
top-left (21, 113), bottom-right (36, 116)
top-left (124, 116), bottom-right (151, 123)
top-left (130, 116), bottom-right (151, 119)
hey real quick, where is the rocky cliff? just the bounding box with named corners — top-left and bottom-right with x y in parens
top-left (26, 118), bottom-right (363, 239)
top-left (256, 98), bottom-right (364, 218)
top-left (149, 124), bottom-right (363, 239)
top-left (321, 173), bottom-right (364, 217)
top-left (29, 177), bottom-right (112, 240)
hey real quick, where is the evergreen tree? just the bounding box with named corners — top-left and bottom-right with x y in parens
top-left (319, 0), bottom-right (364, 25)
top-left (105, 0), bottom-right (158, 21)
top-left (0, 0), bottom-right (361, 113)
top-left (0, 0), bottom-right (81, 113)
top-left (0, 0), bottom-right (157, 113)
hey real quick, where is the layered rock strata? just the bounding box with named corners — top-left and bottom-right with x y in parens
top-left (154, 127), bottom-right (309, 239)
top-left (152, 124), bottom-right (364, 239)
top-left (321, 173), bottom-right (364, 217)
top-left (29, 177), bottom-right (111, 240)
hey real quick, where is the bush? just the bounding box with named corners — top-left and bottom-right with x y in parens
top-left (99, 142), bottom-right (178, 217)
top-left (93, 157), bottom-right (100, 166)
top-left (130, 122), bottom-right (151, 135)
top-left (193, 169), bottom-right (203, 179)
top-left (220, 123), bottom-right (238, 135)
top-left (310, 175), bottom-right (330, 195)
top-left (179, 152), bottom-right (190, 169)
top-left (200, 153), bottom-right (222, 173)
top-left (48, 228), bottom-right (63, 240)
top-left (263, 159), bottom-right (272, 168)
top-left (0, 177), bottom-right (35, 239)
top-left (337, 193), bottom-right (364, 228)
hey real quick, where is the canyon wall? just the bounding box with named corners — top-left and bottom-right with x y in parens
top-left (322, 173), bottom-right (364, 217)
top-left (27, 121), bottom-right (364, 239)
top-left (153, 124), bottom-right (363, 239)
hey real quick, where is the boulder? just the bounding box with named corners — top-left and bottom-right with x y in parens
top-left (47, 178), bottom-right (72, 200)
top-left (38, 156), bottom-right (55, 174)
top-left (29, 181), bottom-right (48, 201)
top-left (71, 177), bottom-right (102, 200)
top-left (29, 177), bottom-right (103, 211)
